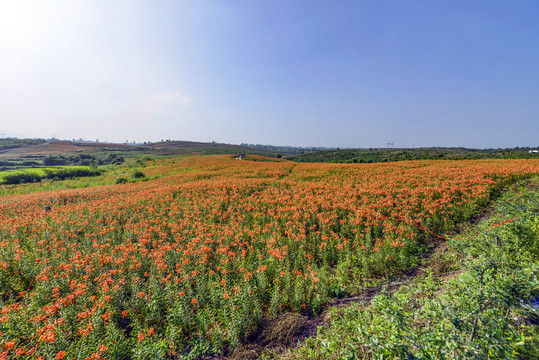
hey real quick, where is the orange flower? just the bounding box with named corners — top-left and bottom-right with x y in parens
top-left (137, 330), bottom-right (145, 342)
top-left (0, 154), bottom-right (537, 353)
top-left (3, 340), bottom-right (15, 350)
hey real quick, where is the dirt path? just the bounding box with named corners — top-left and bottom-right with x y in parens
top-left (201, 239), bottom-right (454, 360)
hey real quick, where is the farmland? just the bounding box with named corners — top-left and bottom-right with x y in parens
top-left (0, 167), bottom-right (103, 185)
top-left (0, 156), bottom-right (538, 359)
top-left (0, 168), bottom-right (65, 181)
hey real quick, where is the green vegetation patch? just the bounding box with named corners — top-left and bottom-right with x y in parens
top-left (0, 138), bottom-right (46, 151)
top-left (0, 166), bottom-right (104, 185)
top-left (288, 147), bottom-right (539, 164)
top-left (43, 153), bottom-right (125, 166)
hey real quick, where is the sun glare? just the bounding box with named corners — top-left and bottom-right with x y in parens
top-left (0, 1), bottom-right (36, 40)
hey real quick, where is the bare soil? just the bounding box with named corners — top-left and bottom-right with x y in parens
top-left (0, 141), bottom-right (140, 157)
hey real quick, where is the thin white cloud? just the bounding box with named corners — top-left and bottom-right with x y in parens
top-left (148, 91), bottom-right (177, 106)
top-left (140, 91), bottom-right (193, 113)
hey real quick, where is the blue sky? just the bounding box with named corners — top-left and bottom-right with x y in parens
top-left (1, 0), bottom-right (538, 148)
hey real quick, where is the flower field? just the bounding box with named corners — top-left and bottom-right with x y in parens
top-left (0, 156), bottom-right (538, 359)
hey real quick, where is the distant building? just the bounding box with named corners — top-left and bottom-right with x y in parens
top-left (528, 150), bottom-right (538, 154)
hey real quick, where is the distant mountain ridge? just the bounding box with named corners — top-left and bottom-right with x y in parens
top-left (0, 138), bottom-right (282, 161)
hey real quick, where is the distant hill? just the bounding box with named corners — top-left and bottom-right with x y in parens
top-left (0, 139), bottom-right (278, 157)
top-left (0, 140), bottom-right (141, 156)
top-left (240, 143), bottom-right (334, 157)
top-left (148, 140), bottom-right (276, 156)
top-left (0, 138), bottom-right (46, 151)
top-left (0, 139), bottom-right (281, 170)
top-left (0, 138), bottom-right (331, 159)
top-left (287, 147), bottom-right (539, 163)
top-left (3, 139), bottom-right (537, 168)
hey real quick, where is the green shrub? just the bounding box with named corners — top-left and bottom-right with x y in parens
top-left (2, 172), bottom-right (42, 184)
top-left (43, 168), bottom-right (102, 181)
top-left (132, 170), bottom-right (146, 179)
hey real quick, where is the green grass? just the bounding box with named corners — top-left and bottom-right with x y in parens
top-left (282, 178), bottom-right (539, 360)
top-left (0, 161), bottom-right (160, 196)
top-left (0, 166), bottom-right (89, 179)
top-left (0, 167), bottom-right (47, 179)
top-left (0, 166), bottom-right (109, 195)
